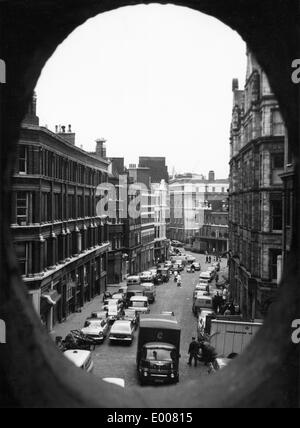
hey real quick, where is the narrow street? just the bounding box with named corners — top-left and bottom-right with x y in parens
top-left (52, 253), bottom-right (228, 388)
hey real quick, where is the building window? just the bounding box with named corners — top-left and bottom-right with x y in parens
top-left (272, 153), bottom-right (284, 170)
top-left (272, 110), bottom-right (285, 136)
top-left (270, 249), bottom-right (282, 281)
top-left (16, 192), bottom-right (28, 225)
top-left (18, 146), bottom-right (28, 174)
top-left (271, 195), bottom-right (283, 231)
top-left (15, 242), bottom-right (28, 275)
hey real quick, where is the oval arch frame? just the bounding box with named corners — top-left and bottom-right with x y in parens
top-left (0, 0), bottom-right (299, 408)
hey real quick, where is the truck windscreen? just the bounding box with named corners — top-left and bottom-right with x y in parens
top-left (146, 349), bottom-right (173, 361)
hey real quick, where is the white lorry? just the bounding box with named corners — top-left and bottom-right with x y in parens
top-left (210, 319), bottom-right (263, 358)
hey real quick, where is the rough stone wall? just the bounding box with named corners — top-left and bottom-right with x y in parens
top-left (0, 0), bottom-right (299, 410)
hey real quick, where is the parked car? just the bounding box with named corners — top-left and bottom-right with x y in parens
top-left (207, 266), bottom-right (216, 279)
top-left (193, 290), bottom-right (210, 302)
top-left (128, 296), bottom-right (150, 314)
top-left (122, 308), bottom-right (139, 329)
top-left (81, 318), bottom-right (110, 344)
top-left (186, 255), bottom-right (196, 264)
top-left (149, 268), bottom-right (158, 278)
top-left (195, 283), bottom-right (210, 294)
top-left (89, 311), bottom-right (108, 321)
top-left (126, 285), bottom-right (146, 306)
top-left (164, 261), bottom-right (173, 268)
top-left (171, 263), bottom-right (184, 273)
top-left (64, 350), bottom-right (94, 373)
top-left (106, 303), bottom-right (123, 324)
top-left (192, 262), bottom-right (201, 271)
top-left (102, 298), bottom-right (123, 312)
top-left (199, 271), bottom-right (213, 283)
top-left (111, 293), bottom-right (126, 306)
top-left (127, 276), bottom-right (141, 287)
top-left (109, 320), bottom-right (135, 345)
top-left (140, 271), bottom-right (154, 283)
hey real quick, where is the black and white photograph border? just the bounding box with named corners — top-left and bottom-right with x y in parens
top-left (0, 0), bottom-right (299, 409)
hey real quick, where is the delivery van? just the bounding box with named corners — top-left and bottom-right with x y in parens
top-left (192, 295), bottom-right (213, 316)
top-left (141, 282), bottom-right (156, 304)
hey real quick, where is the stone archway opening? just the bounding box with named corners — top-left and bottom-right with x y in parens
top-left (0, 0), bottom-right (299, 408)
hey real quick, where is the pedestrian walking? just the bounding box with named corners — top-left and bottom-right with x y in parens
top-left (188, 337), bottom-right (200, 367)
top-left (177, 274), bottom-right (182, 287)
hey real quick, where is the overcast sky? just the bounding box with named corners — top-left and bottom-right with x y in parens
top-left (35, 4), bottom-right (247, 179)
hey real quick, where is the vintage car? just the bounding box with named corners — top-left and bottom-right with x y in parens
top-left (89, 310), bottom-right (108, 321)
top-left (106, 303), bottom-right (123, 324)
top-left (192, 262), bottom-right (201, 271)
top-left (102, 298), bottom-right (124, 311)
top-left (122, 308), bottom-right (139, 329)
top-left (126, 276), bottom-right (141, 287)
top-left (195, 283), bottom-right (210, 294)
top-left (109, 320), bottom-right (135, 345)
top-left (140, 271), bottom-right (154, 283)
top-left (81, 318), bottom-right (110, 344)
top-left (199, 271), bottom-right (213, 283)
top-left (128, 296), bottom-right (150, 315)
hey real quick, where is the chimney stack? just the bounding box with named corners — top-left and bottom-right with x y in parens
top-left (56, 124), bottom-right (76, 145)
top-left (208, 170), bottom-right (215, 182)
top-left (95, 138), bottom-right (107, 159)
top-left (232, 78), bottom-right (239, 92)
top-left (22, 91), bottom-right (40, 126)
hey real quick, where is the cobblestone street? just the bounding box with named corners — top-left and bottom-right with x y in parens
top-left (52, 254), bottom-right (228, 388)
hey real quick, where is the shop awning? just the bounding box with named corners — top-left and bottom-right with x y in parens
top-left (41, 290), bottom-right (61, 306)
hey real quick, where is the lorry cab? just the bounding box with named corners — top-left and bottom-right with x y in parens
top-left (137, 315), bottom-right (181, 385)
top-left (141, 282), bottom-right (156, 304)
top-left (157, 267), bottom-right (171, 283)
top-left (129, 296), bottom-right (150, 314)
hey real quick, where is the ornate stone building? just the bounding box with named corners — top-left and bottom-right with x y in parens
top-left (228, 50), bottom-right (285, 319)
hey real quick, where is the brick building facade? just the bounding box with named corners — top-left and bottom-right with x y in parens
top-left (12, 98), bottom-right (110, 332)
